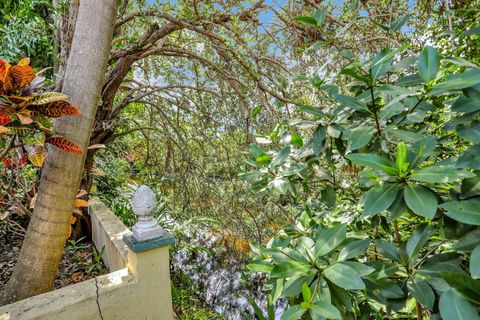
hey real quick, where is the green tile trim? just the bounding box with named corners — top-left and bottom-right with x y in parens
top-left (123, 232), bottom-right (175, 253)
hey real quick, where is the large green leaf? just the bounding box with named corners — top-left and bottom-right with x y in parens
top-left (312, 125), bottom-right (326, 156)
top-left (346, 153), bottom-right (397, 175)
top-left (338, 239), bottom-right (370, 261)
top-left (457, 120), bottom-right (480, 143)
top-left (405, 226), bottom-right (430, 264)
top-left (407, 278), bottom-right (435, 309)
top-left (295, 16), bottom-right (317, 25)
top-left (309, 302), bottom-right (341, 320)
top-left (375, 240), bottom-right (400, 262)
top-left (364, 278), bottom-right (405, 299)
top-left (324, 263), bottom-right (365, 290)
top-left (411, 165), bottom-right (475, 183)
top-left (389, 13), bottom-right (410, 31)
top-left (429, 69), bottom-right (480, 96)
top-left (270, 146), bottom-right (291, 168)
top-left (300, 105), bottom-right (325, 117)
top-left (270, 260), bottom-right (311, 279)
top-left (315, 224), bottom-right (347, 257)
top-left (345, 126), bottom-right (374, 150)
top-left (440, 199), bottom-right (480, 225)
top-left (281, 305), bottom-right (306, 320)
top-left (442, 271), bottom-right (480, 305)
top-left (452, 96), bottom-right (480, 114)
top-left (363, 183), bottom-right (400, 216)
top-left (418, 46), bottom-right (441, 83)
top-left (332, 94), bottom-right (369, 112)
top-left (439, 289), bottom-right (480, 320)
top-left (404, 184), bottom-right (438, 219)
top-left (457, 143), bottom-right (480, 170)
top-left (471, 245), bottom-right (480, 279)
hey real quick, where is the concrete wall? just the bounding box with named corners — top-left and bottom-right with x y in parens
top-left (0, 199), bottom-right (174, 320)
top-left (90, 198), bottom-right (129, 271)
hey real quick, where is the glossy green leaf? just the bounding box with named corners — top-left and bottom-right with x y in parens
top-left (429, 69), bottom-right (480, 96)
top-left (404, 184), bottom-right (438, 219)
top-left (324, 263), bottom-right (365, 290)
top-left (440, 199), bottom-right (480, 225)
top-left (346, 153), bottom-right (397, 175)
top-left (363, 183), bottom-right (400, 216)
top-left (300, 105), bottom-right (325, 117)
top-left (439, 289), bottom-right (480, 320)
top-left (309, 302), bottom-right (341, 320)
top-left (389, 13), bottom-right (410, 31)
top-left (471, 245), bottom-right (480, 279)
top-left (375, 240), bottom-right (400, 262)
top-left (405, 226), bottom-right (430, 264)
top-left (270, 146), bottom-right (291, 168)
top-left (312, 125), bottom-right (326, 156)
top-left (281, 305), bottom-right (306, 320)
top-left (315, 224), bottom-right (346, 257)
top-left (346, 126), bottom-right (374, 150)
top-left (411, 165), bottom-right (475, 183)
top-left (418, 46), bottom-right (440, 82)
top-left (338, 239), bottom-right (370, 261)
top-left (270, 260), bottom-right (311, 279)
top-left (407, 278), bottom-right (435, 309)
top-left (442, 271), bottom-right (480, 305)
top-left (295, 16), bottom-right (317, 25)
top-left (332, 94), bottom-right (369, 112)
top-left (457, 143), bottom-right (480, 170)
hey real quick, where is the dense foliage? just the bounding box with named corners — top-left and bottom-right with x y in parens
top-left (2, 0), bottom-right (480, 318)
top-left (244, 8), bottom-right (480, 320)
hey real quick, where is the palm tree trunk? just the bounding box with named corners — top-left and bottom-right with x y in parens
top-left (0, 0), bottom-right (117, 305)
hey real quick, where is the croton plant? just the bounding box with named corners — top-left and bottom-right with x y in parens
top-left (0, 58), bottom-right (82, 167)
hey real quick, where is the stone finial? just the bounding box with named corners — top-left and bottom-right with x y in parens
top-left (131, 185), bottom-right (164, 241)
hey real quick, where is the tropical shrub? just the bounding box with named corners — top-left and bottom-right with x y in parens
top-left (0, 58), bottom-right (82, 166)
top-left (244, 11), bottom-right (480, 320)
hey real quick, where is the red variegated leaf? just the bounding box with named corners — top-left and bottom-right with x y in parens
top-left (30, 92), bottom-right (68, 105)
top-left (17, 154), bottom-right (28, 168)
top-left (27, 145), bottom-right (46, 167)
top-left (0, 104), bottom-right (15, 118)
top-left (33, 101), bottom-right (81, 118)
top-left (0, 117), bottom-right (11, 126)
top-left (47, 137), bottom-right (83, 154)
top-left (2, 158), bottom-right (14, 168)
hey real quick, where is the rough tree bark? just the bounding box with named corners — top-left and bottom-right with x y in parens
top-left (0, 0), bottom-right (117, 305)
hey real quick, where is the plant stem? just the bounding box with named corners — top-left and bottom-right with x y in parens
top-left (369, 86), bottom-right (381, 137)
top-left (393, 221), bottom-right (401, 246)
top-left (416, 302), bottom-right (423, 320)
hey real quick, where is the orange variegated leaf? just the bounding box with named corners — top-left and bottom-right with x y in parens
top-left (0, 125), bottom-right (11, 134)
top-left (27, 145), bottom-right (46, 167)
top-left (74, 199), bottom-right (89, 208)
top-left (33, 101), bottom-right (80, 118)
top-left (0, 59), bottom-right (11, 84)
top-left (46, 137), bottom-right (83, 154)
top-left (30, 92), bottom-right (68, 105)
top-left (9, 65), bottom-right (36, 89)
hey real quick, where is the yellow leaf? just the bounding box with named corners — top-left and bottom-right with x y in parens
top-left (17, 58), bottom-right (30, 67)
